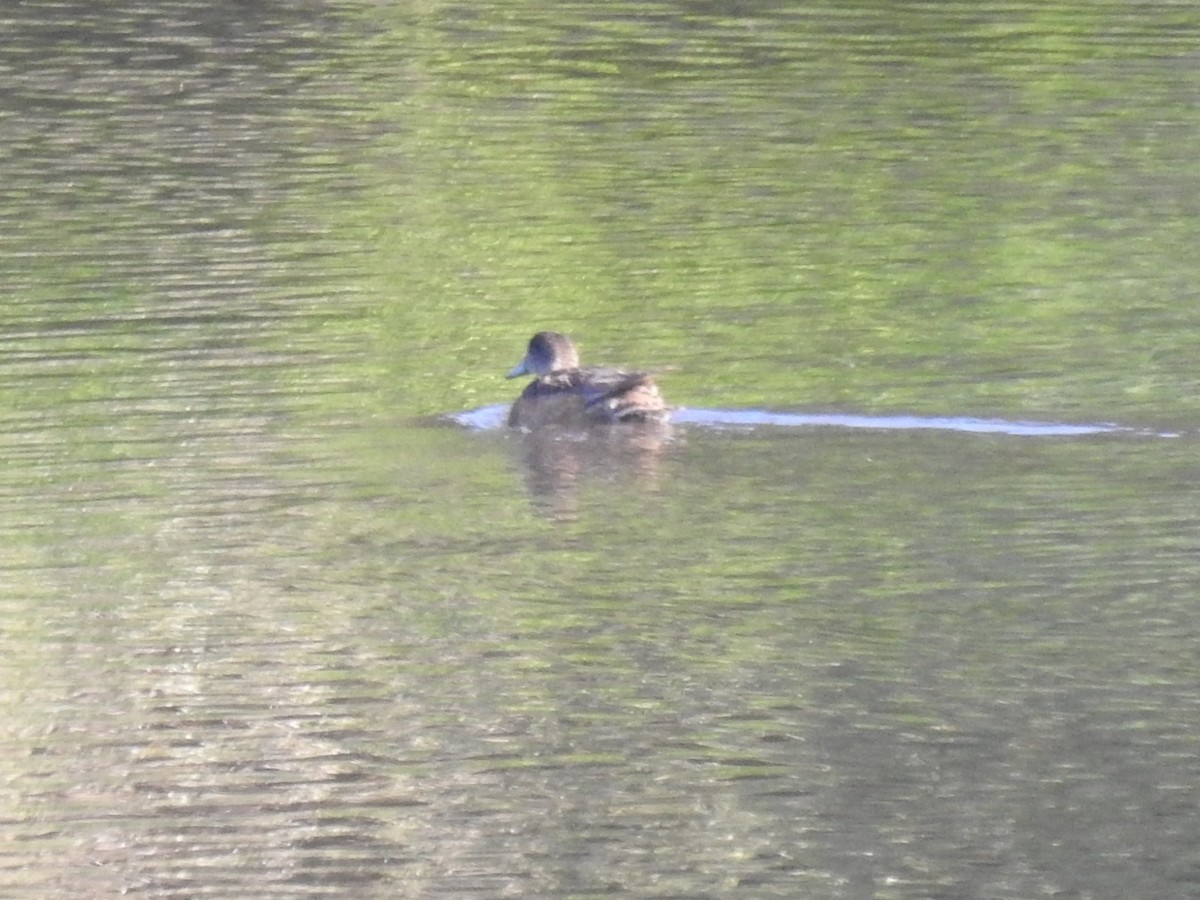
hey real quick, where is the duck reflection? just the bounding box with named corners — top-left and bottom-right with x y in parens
top-left (511, 420), bottom-right (674, 519)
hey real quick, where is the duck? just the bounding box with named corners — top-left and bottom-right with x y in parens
top-left (505, 331), bottom-right (669, 428)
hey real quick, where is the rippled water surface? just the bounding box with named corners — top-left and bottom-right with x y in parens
top-left (2, 2), bottom-right (1200, 897)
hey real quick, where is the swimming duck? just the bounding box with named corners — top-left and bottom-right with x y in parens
top-left (505, 331), bottom-right (669, 428)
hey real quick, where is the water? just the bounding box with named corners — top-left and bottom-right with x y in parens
top-left (456, 402), bottom-right (1156, 436)
top-left (2, 1), bottom-right (1200, 897)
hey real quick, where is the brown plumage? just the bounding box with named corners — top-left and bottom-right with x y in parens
top-left (505, 331), bottom-right (669, 428)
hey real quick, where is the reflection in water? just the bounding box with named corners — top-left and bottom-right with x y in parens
top-left (452, 403), bottom-right (1161, 520)
top-left (509, 421), bottom-right (674, 520)
top-left (3, 0), bottom-right (1200, 896)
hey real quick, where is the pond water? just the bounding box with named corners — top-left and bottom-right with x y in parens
top-left (2, 1), bottom-right (1200, 897)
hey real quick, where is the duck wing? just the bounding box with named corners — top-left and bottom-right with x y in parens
top-left (578, 368), bottom-right (668, 422)
top-left (575, 368), bottom-right (653, 405)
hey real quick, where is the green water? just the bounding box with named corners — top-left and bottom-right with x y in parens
top-left (1, 2), bottom-right (1198, 897)
top-left (356, 1), bottom-right (1200, 425)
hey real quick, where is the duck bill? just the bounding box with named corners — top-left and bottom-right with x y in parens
top-left (506, 358), bottom-right (531, 379)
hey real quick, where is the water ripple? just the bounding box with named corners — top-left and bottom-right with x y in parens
top-left (451, 404), bottom-right (1172, 437)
